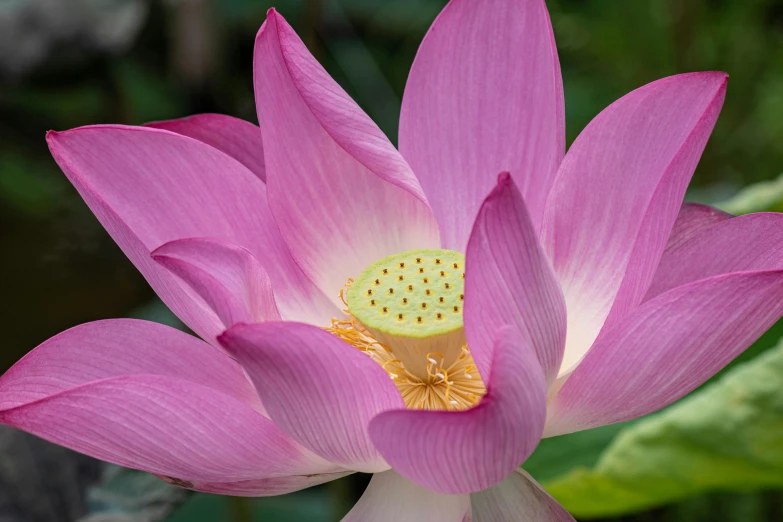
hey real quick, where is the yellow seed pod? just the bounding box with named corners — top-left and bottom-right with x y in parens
top-left (347, 249), bottom-right (466, 379)
top-left (348, 249), bottom-right (465, 338)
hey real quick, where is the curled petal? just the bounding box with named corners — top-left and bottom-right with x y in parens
top-left (219, 322), bottom-right (405, 473)
top-left (664, 202), bottom-right (733, 253)
top-left (646, 212), bottom-right (783, 299)
top-left (369, 326), bottom-right (547, 494)
top-left (153, 237), bottom-right (280, 328)
top-left (47, 125), bottom-right (337, 343)
top-left (146, 113), bottom-right (266, 181)
top-left (465, 173), bottom-right (566, 384)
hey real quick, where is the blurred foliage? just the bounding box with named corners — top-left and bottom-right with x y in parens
top-left (521, 177), bottom-right (783, 521)
top-left (167, 487), bottom-right (346, 522)
top-left (81, 467), bottom-right (186, 522)
top-left (541, 335), bottom-right (783, 519)
top-left (523, 175), bottom-right (783, 495)
top-left (547, 0), bottom-right (783, 197)
top-left (2, 0), bottom-right (783, 521)
top-left (523, 317), bottom-right (783, 520)
top-left (0, 426), bottom-right (101, 521)
top-left (717, 173), bottom-right (783, 214)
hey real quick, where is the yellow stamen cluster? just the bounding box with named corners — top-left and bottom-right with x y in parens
top-left (325, 249), bottom-right (487, 411)
top-left (326, 314), bottom-right (485, 410)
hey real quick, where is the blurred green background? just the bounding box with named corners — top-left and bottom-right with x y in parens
top-left (2, 0), bottom-right (783, 521)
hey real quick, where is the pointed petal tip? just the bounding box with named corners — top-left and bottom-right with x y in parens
top-left (149, 243), bottom-right (167, 259)
top-left (255, 8), bottom-right (277, 40)
top-left (216, 324), bottom-right (237, 346)
top-left (266, 7), bottom-right (284, 28)
top-left (216, 330), bottom-right (232, 348)
top-left (474, 172), bottom-right (518, 220)
top-left (706, 70), bottom-right (729, 82)
top-left (144, 112), bottom-right (222, 128)
top-left (216, 321), bottom-right (253, 346)
top-left (150, 236), bottom-right (254, 259)
top-left (482, 171), bottom-right (519, 210)
top-left (45, 129), bottom-right (70, 159)
top-left (671, 71), bottom-right (729, 90)
top-left (703, 71), bottom-right (729, 90)
top-left (45, 133), bottom-right (57, 153)
top-left (44, 125), bottom-right (88, 141)
top-left (45, 129), bottom-right (69, 150)
top-left (639, 71), bottom-right (728, 96)
top-left (496, 171), bottom-right (512, 185)
top-left (686, 70), bottom-right (728, 79)
top-left (46, 123), bottom-right (181, 141)
top-left (149, 251), bottom-right (169, 265)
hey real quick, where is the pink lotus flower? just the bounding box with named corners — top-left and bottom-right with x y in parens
top-left (3, 0), bottom-right (783, 519)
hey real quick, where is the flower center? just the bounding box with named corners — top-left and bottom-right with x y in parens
top-left (326, 249), bottom-right (486, 411)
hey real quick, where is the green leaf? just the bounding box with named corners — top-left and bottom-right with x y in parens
top-left (523, 422), bottom-right (635, 484)
top-left (524, 319), bottom-right (783, 486)
top-left (540, 336), bottom-right (783, 519)
top-left (717, 173), bottom-right (783, 215)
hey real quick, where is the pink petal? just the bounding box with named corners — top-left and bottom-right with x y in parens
top-left (470, 470), bottom-right (574, 522)
top-left (545, 270), bottom-right (783, 437)
top-left (0, 375), bottom-right (335, 482)
top-left (341, 470), bottom-right (469, 522)
top-left (0, 321), bottom-right (346, 487)
top-left (369, 326), bottom-right (547, 494)
top-left (0, 319), bottom-right (261, 412)
top-left (146, 113), bottom-right (266, 181)
top-left (646, 212), bottom-right (783, 300)
top-left (47, 125), bottom-right (337, 342)
top-left (540, 73), bottom-right (728, 374)
top-left (253, 10), bottom-right (439, 303)
top-left (152, 238), bottom-right (280, 328)
top-left (465, 173), bottom-right (566, 384)
top-left (159, 471), bottom-right (352, 497)
top-left (664, 202), bottom-right (733, 253)
top-left (219, 322), bottom-right (405, 473)
top-left (399, 0), bottom-right (564, 249)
